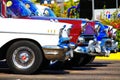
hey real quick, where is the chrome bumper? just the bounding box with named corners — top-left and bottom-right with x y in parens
top-left (111, 41), bottom-right (118, 51)
top-left (42, 45), bottom-right (73, 61)
top-left (74, 46), bottom-right (106, 56)
top-left (74, 46), bottom-right (89, 53)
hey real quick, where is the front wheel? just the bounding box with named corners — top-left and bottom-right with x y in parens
top-left (6, 40), bottom-right (43, 74)
top-left (80, 55), bottom-right (95, 66)
top-left (64, 53), bottom-right (85, 67)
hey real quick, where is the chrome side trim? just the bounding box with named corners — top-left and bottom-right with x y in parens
top-left (0, 31), bottom-right (58, 35)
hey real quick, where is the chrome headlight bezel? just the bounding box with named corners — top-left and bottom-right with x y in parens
top-left (59, 28), bottom-right (64, 38)
top-left (59, 25), bottom-right (71, 39)
top-left (58, 24), bottom-right (72, 45)
top-left (77, 36), bottom-right (85, 44)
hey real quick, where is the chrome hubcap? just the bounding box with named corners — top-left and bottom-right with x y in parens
top-left (19, 52), bottom-right (29, 63)
top-left (12, 47), bottom-right (35, 69)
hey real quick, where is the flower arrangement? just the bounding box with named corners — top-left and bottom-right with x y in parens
top-left (100, 9), bottom-right (120, 50)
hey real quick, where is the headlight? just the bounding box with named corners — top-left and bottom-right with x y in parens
top-left (105, 40), bottom-right (112, 47)
top-left (59, 25), bottom-right (71, 38)
top-left (69, 42), bottom-right (76, 49)
top-left (59, 27), bottom-right (64, 38)
top-left (58, 25), bottom-right (71, 44)
top-left (77, 37), bottom-right (85, 45)
top-left (67, 28), bottom-right (71, 36)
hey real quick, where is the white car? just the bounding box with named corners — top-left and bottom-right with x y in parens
top-left (0, 17), bottom-right (74, 74)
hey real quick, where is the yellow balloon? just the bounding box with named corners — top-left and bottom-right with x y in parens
top-left (25, 4), bottom-right (30, 8)
top-left (6, 1), bottom-right (12, 7)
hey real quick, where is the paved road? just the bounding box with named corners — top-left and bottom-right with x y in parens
top-left (0, 59), bottom-right (120, 80)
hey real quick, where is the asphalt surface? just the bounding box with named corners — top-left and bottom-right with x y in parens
top-left (0, 59), bottom-right (120, 80)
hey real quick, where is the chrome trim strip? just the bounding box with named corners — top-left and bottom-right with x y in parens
top-left (0, 31), bottom-right (58, 35)
top-left (42, 45), bottom-right (64, 50)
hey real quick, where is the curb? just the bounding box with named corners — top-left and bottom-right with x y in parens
top-left (95, 52), bottom-right (120, 60)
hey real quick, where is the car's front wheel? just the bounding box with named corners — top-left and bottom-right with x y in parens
top-left (6, 40), bottom-right (43, 74)
top-left (64, 53), bottom-right (85, 67)
top-left (80, 55), bottom-right (95, 66)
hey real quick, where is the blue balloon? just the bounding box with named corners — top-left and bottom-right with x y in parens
top-left (8, 0), bottom-right (31, 16)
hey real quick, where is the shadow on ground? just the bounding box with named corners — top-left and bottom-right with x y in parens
top-left (0, 60), bottom-right (112, 75)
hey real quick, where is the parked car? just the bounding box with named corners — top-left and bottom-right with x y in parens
top-left (5, 0), bottom-right (118, 66)
top-left (0, 1), bottom-right (76, 74)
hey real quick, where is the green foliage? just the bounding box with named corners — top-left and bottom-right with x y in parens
top-left (116, 30), bottom-right (120, 49)
top-left (63, 0), bottom-right (79, 18)
top-left (35, 0), bottom-right (40, 3)
top-left (42, 3), bottom-right (62, 17)
top-left (48, 0), bottom-right (79, 17)
top-left (51, 3), bottom-right (61, 17)
top-left (31, 0), bottom-right (37, 3)
top-left (40, 0), bottom-right (79, 17)
top-left (100, 9), bottom-right (120, 26)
